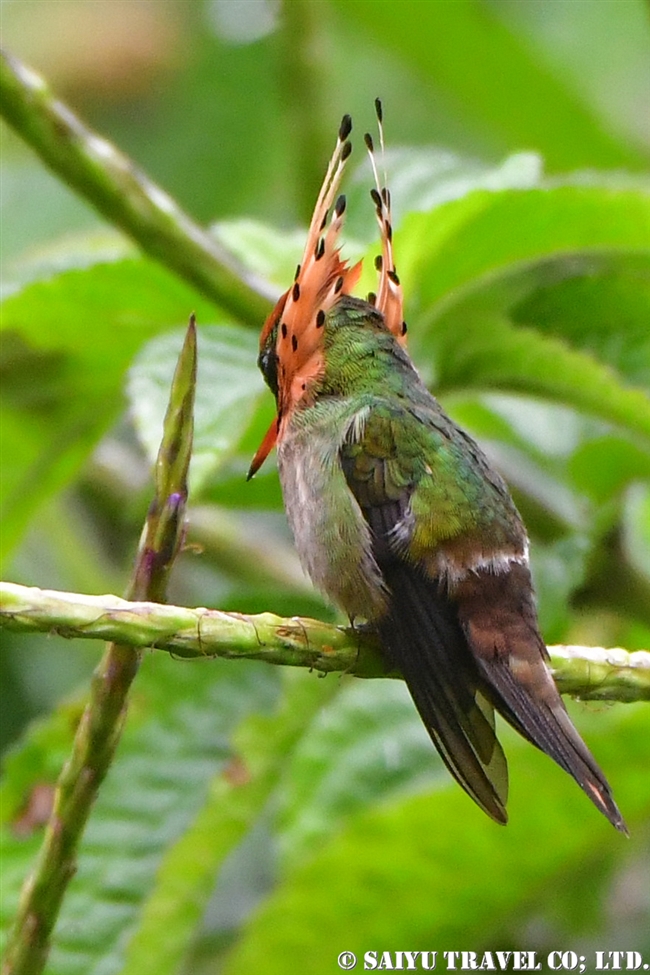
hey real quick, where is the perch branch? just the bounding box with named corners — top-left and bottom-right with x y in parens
top-left (2, 581), bottom-right (649, 703)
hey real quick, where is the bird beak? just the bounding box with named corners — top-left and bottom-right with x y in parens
top-left (247, 419), bottom-right (278, 480)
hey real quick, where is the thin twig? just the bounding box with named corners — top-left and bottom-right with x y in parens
top-left (1, 321), bottom-right (197, 975)
top-left (0, 48), bottom-right (274, 325)
top-left (1, 581), bottom-right (649, 703)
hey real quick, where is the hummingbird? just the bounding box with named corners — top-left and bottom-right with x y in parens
top-left (248, 104), bottom-right (626, 832)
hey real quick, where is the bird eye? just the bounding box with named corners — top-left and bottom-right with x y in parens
top-left (258, 346), bottom-right (279, 399)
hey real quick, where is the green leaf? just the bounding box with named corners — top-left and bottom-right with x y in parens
top-left (400, 185), bottom-right (650, 323)
top-left (512, 265), bottom-right (650, 386)
top-left (211, 219), bottom-right (307, 293)
top-left (120, 670), bottom-right (339, 975)
top-left (334, 0), bottom-right (648, 171)
top-left (1, 226), bottom-right (135, 295)
top-left (0, 256), bottom-right (217, 565)
top-left (346, 148), bottom-right (544, 243)
top-left (425, 310), bottom-right (650, 443)
top-left (0, 652), bottom-right (280, 974)
top-left (390, 184), bottom-right (650, 441)
top-left (275, 678), bottom-right (441, 871)
top-left (224, 705), bottom-right (650, 975)
top-left (128, 324), bottom-right (266, 494)
top-left (0, 404), bottom-right (103, 568)
top-left (569, 437), bottom-right (650, 503)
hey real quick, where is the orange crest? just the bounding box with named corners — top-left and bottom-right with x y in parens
top-left (249, 103), bottom-right (406, 479)
top-left (365, 98), bottom-right (407, 346)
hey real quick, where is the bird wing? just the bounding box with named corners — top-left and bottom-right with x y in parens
top-left (340, 405), bottom-right (509, 824)
top-left (342, 400), bottom-right (626, 832)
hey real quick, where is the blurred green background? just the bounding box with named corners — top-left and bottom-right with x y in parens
top-left (1, 2), bottom-right (649, 973)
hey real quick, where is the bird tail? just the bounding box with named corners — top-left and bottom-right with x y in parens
top-left (455, 562), bottom-right (627, 834)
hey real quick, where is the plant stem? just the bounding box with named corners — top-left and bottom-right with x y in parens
top-left (276, 0), bottom-right (331, 225)
top-left (2, 581), bottom-right (649, 703)
top-left (1, 321), bottom-right (197, 975)
top-left (0, 49), bottom-right (273, 326)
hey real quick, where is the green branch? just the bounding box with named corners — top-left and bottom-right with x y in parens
top-left (0, 48), bottom-right (273, 326)
top-left (1, 581), bottom-right (649, 703)
top-left (1, 321), bottom-right (197, 975)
